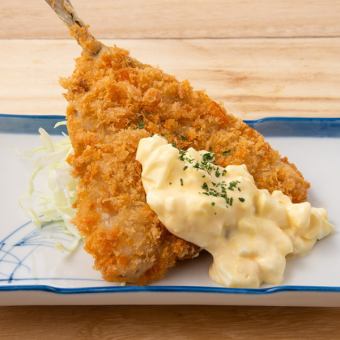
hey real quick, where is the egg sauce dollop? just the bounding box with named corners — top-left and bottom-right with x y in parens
top-left (136, 135), bottom-right (333, 288)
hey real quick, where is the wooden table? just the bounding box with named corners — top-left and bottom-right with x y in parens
top-left (1, 0), bottom-right (340, 338)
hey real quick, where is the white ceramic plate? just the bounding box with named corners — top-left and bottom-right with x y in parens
top-left (1, 115), bottom-right (339, 306)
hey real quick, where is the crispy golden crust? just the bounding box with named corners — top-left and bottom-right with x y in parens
top-left (62, 45), bottom-right (309, 284)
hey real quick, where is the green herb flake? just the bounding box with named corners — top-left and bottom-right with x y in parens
top-left (222, 150), bottom-right (231, 156)
top-left (239, 197), bottom-right (245, 202)
top-left (180, 178), bottom-right (184, 186)
top-left (183, 165), bottom-right (188, 171)
top-left (211, 202), bottom-right (216, 206)
top-left (202, 182), bottom-right (209, 191)
top-left (137, 118), bottom-right (145, 129)
top-left (228, 180), bottom-right (240, 191)
top-left (179, 149), bottom-right (186, 161)
top-left (202, 152), bottom-right (215, 163)
top-left (180, 135), bottom-right (187, 141)
top-left (200, 181), bottom-right (235, 207)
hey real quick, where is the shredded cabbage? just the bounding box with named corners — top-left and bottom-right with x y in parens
top-left (20, 123), bottom-right (81, 250)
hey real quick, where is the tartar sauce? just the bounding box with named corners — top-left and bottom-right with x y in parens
top-left (136, 135), bottom-right (333, 288)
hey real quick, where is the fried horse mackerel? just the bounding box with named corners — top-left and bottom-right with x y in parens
top-left (46, 0), bottom-right (309, 284)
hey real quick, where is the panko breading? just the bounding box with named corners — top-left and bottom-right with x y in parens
top-left (62, 28), bottom-right (309, 284)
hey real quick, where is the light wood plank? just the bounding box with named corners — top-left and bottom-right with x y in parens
top-left (1, 0), bottom-right (340, 39)
top-left (0, 38), bottom-right (339, 118)
top-left (1, 306), bottom-right (340, 339)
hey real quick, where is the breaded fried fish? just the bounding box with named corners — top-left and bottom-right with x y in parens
top-left (47, 0), bottom-right (309, 283)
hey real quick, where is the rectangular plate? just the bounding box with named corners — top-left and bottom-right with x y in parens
top-left (1, 114), bottom-right (339, 306)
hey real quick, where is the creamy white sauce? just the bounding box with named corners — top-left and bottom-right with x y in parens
top-left (136, 135), bottom-right (333, 288)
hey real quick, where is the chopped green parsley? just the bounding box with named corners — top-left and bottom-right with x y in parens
top-left (202, 182), bottom-right (209, 191)
top-left (202, 152), bottom-right (215, 163)
top-left (178, 150), bottom-right (219, 175)
top-left (179, 149), bottom-right (186, 161)
top-left (137, 118), bottom-right (145, 129)
top-left (176, 148), bottom-right (245, 207)
top-left (228, 180), bottom-right (240, 191)
top-left (201, 181), bottom-right (234, 207)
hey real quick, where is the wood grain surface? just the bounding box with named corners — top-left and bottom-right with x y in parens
top-left (1, 306), bottom-right (340, 339)
top-left (2, 0), bottom-right (340, 39)
top-left (1, 38), bottom-right (340, 118)
top-left (1, 0), bottom-right (340, 339)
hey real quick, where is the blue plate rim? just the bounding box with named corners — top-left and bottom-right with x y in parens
top-left (1, 113), bottom-right (340, 295)
top-left (1, 284), bottom-right (340, 295)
